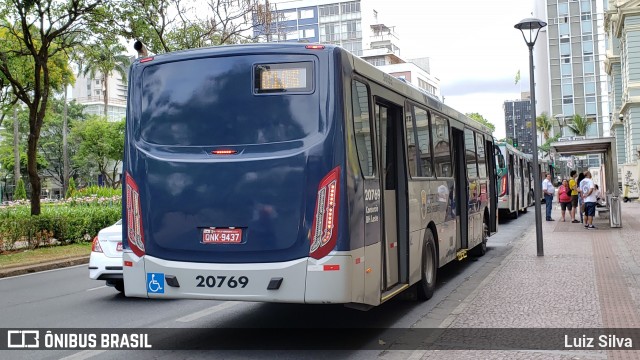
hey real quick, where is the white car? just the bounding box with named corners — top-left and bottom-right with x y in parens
top-left (88, 219), bottom-right (124, 292)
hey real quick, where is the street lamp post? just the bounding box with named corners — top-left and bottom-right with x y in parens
top-left (515, 18), bottom-right (547, 257)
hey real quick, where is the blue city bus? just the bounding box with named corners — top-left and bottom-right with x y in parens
top-left (122, 43), bottom-right (498, 308)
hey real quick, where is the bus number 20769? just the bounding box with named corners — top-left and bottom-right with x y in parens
top-left (196, 275), bottom-right (249, 288)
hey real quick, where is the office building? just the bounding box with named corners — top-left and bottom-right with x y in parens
top-left (503, 94), bottom-right (534, 154)
top-left (255, 0), bottom-right (441, 99)
top-left (532, 0), bottom-right (611, 170)
top-left (605, 0), bottom-right (640, 166)
top-left (71, 70), bottom-right (127, 122)
top-left (535, 0), bottom-right (610, 141)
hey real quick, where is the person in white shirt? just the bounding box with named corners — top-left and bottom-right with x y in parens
top-left (542, 173), bottom-right (555, 221)
top-left (581, 171), bottom-right (597, 229)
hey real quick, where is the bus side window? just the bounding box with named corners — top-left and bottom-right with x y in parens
top-left (476, 133), bottom-right (486, 178)
top-left (432, 114), bottom-right (452, 177)
top-left (464, 128), bottom-right (478, 178)
top-left (352, 80), bottom-right (374, 177)
top-left (414, 105), bottom-right (433, 177)
top-left (405, 105), bottom-right (418, 178)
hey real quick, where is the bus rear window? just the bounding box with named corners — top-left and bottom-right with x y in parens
top-left (139, 56), bottom-right (319, 146)
top-left (254, 62), bottom-right (313, 93)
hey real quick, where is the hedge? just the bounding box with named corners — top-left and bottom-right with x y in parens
top-left (0, 199), bottom-right (121, 251)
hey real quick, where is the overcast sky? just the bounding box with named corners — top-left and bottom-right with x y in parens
top-left (373, 0), bottom-right (536, 139)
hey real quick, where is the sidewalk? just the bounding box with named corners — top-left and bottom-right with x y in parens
top-left (385, 202), bottom-right (640, 359)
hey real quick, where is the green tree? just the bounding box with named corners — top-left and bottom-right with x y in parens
top-left (539, 134), bottom-right (561, 157)
top-left (105, 0), bottom-right (281, 54)
top-left (0, 0), bottom-right (103, 215)
top-left (465, 112), bottom-right (495, 133)
top-left (77, 39), bottom-right (130, 117)
top-left (536, 112), bottom-right (552, 141)
top-left (66, 177), bottom-right (76, 198)
top-left (0, 107), bottom-right (47, 179)
top-left (14, 178), bottom-right (26, 200)
top-left (71, 116), bottom-right (124, 188)
top-left (566, 114), bottom-right (593, 137)
top-left (38, 98), bottom-right (86, 188)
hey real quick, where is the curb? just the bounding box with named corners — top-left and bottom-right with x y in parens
top-left (0, 256), bottom-right (89, 279)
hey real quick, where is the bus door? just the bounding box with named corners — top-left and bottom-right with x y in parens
top-left (451, 128), bottom-right (469, 250)
top-left (519, 158), bottom-right (525, 210)
top-left (487, 140), bottom-right (498, 233)
top-left (374, 101), bottom-right (407, 291)
top-left (509, 153), bottom-right (516, 211)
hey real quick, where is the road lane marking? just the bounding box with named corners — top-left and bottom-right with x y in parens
top-left (86, 285), bottom-right (108, 292)
top-left (175, 301), bottom-right (240, 323)
top-left (60, 350), bottom-right (107, 360)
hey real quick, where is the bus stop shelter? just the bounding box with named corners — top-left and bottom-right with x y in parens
top-left (550, 137), bottom-right (621, 227)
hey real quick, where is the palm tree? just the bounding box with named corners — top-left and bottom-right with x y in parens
top-left (566, 114), bottom-right (593, 137)
top-left (536, 112), bottom-right (552, 141)
top-left (78, 40), bottom-right (130, 118)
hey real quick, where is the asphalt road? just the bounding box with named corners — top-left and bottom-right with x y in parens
top-left (0, 210), bottom-right (533, 360)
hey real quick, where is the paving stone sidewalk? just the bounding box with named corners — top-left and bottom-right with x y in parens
top-left (382, 202), bottom-right (640, 360)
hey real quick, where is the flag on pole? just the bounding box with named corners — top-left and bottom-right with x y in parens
top-left (515, 70), bottom-right (521, 85)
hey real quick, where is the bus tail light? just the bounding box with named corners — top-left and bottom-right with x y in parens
top-left (126, 172), bottom-right (146, 257)
top-left (309, 167), bottom-right (340, 259)
top-left (499, 176), bottom-right (507, 197)
top-left (91, 236), bottom-right (103, 253)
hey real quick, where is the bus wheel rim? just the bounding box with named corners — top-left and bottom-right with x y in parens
top-left (425, 243), bottom-right (435, 284)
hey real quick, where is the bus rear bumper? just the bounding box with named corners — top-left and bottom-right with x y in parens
top-left (498, 196), bottom-right (510, 209)
top-left (122, 252), bottom-right (353, 304)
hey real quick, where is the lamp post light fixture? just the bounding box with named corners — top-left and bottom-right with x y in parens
top-left (515, 17), bottom-right (547, 257)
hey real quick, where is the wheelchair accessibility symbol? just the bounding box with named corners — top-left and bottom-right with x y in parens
top-left (147, 273), bottom-right (164, 294)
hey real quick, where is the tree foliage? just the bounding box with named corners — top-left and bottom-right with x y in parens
top-left (465, 112), bottom-right (495, 133)
top-left (65, 177), bottom-right (76, 198)
top-left (539, 133), bottom-right (562, 157)
top-left (77, 38), bottom-right (130, 117)
top-left (37, 97), bottom-right (87, 188)
top-left (0, 0), bottom-right (104, 215)
top-left (104, 0), bottom-right (281, 54)
top-left (536, 112), bottom-right (552, 141)
top-left (14, 178), bottom-right (26, 200)
top-left (0, 105), bottom-right (47, 178)
top-left (566, 114), bottom-right (593, 137)
top-left (71, 116), bottom-right (124, 189)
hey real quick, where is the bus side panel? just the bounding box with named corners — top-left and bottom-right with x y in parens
top-left (409, 228), bottom-right (425, 285)
top-left (123, 251), bottom-right (147, 298)
top-left (341, 55), bottom-right (366, 303)
top-left (363, 242), bottom-right (382, 306)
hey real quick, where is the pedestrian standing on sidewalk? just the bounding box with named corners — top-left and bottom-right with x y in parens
top-left (542, 173), bottom-right (555, 221)
top-left (581, 171), bottom-right (597, 229)
top-left (576, 172), bottom-right (586, 223)
top-left (569, 170), bottom-right (580, 223)
top-left (558, 179), bottom-right (572, 222)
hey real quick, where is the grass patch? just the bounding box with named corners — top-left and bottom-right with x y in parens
top-left (0, 242), bottom-right (92, 269)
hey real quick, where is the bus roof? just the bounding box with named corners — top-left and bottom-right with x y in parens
top-left (133, 42), bottom-right (494, 138)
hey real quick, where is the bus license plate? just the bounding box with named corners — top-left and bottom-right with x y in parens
top-left (203, 228), bottom-right (242, 244)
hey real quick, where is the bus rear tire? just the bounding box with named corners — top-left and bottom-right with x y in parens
top-left (417, 229), bottom-right (437, 301)
top-left (470, 217), bottom-right (488, 257)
